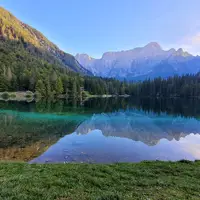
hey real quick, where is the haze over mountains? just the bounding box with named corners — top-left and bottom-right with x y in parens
top-left (76, 43), bottom-right (200, 80)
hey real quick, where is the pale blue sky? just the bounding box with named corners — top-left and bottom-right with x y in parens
top-left (1, 0), bottom-right (200, 57)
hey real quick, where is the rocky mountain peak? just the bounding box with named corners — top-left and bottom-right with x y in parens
top-left (75, 53), bottom-right (94, 61)
top-left (173, 48), bottom-right (192, 57)
top-left (76, 42), bottom-right (199, 80)
top-left (144, 42), bottom-right (162, 51)
top-left (177, 48), bottom-right (184, 53)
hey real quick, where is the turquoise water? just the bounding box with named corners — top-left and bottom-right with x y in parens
top-left (0, 98), bottom-right (200, 163)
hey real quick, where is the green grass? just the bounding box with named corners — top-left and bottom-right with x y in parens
top-left (0, 161), bottom-right (200, 200)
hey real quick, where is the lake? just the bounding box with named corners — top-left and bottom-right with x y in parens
top-left (0, 98), bottom-right (200, 163)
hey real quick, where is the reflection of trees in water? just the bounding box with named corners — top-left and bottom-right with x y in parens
top-left (0, 139), bottom-right (56, 161)
top-left (0, 99), bottom-right (91, 161)
top-left (35, 100), bottom-right (65, 113)
top-left (1, 97), bottom-right (200, 118)
top-left (84, 97), bottom-right (200, 118)
top-left (0, 116), bottom-right (78, 148)
top-left (132, 98), bottom-right (200, 118)
top-left (0, 113), bottom-right (79, 161)
top-left (0, 97), bottom-right (200, 161)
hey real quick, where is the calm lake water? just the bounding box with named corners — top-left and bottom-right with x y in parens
top-left (0, 98), bottom-right (200, 163)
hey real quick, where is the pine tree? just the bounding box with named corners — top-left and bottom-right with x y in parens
top-left (7, 67), bottom-right (12, 82)
top-left (51, 71), bottom-right (57, 82)
top-left (55, 77), bottom-right (64, 95)
top-left (35, 80), bottom-right (46, 96)
top-left (0, 75), bottom-right (8, 92)
top-left (72, 80), bottom-right (77, 99)
top-left (45, 78), bottom-right (52, 97)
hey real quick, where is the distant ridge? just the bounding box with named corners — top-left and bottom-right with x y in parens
top-left (76, 42), bottom-right (200, 80)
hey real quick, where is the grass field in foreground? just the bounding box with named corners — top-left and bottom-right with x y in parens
top-left (0, 161), bottom-right (200, 200)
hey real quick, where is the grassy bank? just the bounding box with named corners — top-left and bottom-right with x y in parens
top-left (0, 161), bottom-right (200, 200)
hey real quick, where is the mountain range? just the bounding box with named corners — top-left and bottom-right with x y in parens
top-left (76, 42), bottom-right (200, 80)
top-left (1, 6), bottom-right (200, 82)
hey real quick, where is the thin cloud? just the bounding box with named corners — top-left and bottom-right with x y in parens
top-left (178, 32), bottom-right (200, 55)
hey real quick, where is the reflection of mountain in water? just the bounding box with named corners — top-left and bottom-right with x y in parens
top-left (76, 110), bottom-right (200, 146)
top-left (1, 98), bottom-right (200, 162)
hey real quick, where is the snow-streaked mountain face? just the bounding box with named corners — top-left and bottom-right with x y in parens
top-left (75, 42), bottom-right (200, 80)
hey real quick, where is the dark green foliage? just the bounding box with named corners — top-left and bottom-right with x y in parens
top-left (1, 92), bottom-right (9, 99)
top-left (35, 80), bottom-right (46, 96)
top-left (0, 37), bottom-right (85, 98)
top-left (0, 74), bottom-right (9, 91)
top-left (84, 77), bottom-right (127, 95)
top-left (55, 77), bottom-right (64, 95)
top-left (130, 74), bottom-right (200, 97)
top-left (25, 91), bottom-right (34, 98)
top-left (9, 93), bottom-right (16, 98)
top-left (84, 73), bottom-right (200, 98)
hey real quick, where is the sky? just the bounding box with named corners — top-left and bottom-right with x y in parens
top-left (1, 0), bottom-right (200, 58)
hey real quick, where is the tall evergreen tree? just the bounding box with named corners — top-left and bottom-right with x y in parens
top-left (55, 77), bottom-right (64, 95)
top-left (72, 80), bottom-right (77, 99)
top-left (35, 80), bottom-right (46, 96)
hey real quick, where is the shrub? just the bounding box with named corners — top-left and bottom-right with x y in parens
top-left (10, 93), bottom-right (16, 98)
top-left (25, 91), bottom-right (34, 98)
top-left (1, 92), bottom-right (10, 99)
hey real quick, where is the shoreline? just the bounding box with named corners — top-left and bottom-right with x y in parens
top-left (0, 91), bottom-right (130, 102)
top-left (86, 94), bottom-right (130, 98)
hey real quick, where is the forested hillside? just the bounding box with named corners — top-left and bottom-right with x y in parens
top-left (0, 37), bottom-right (83, 97)
top-left (0, 6), bottom-right (91, 74)
top-left (0, 7), bottom-right (89, 97)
